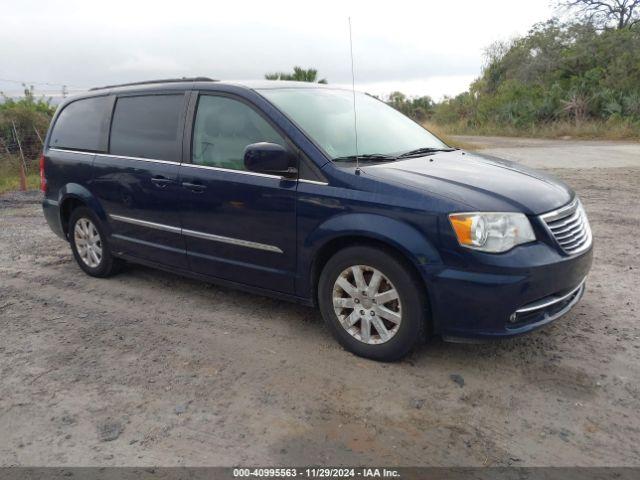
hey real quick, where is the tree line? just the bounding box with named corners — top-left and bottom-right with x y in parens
top-left (264, 1), bottom-right (640, 138)
top-left (387, 1), bottom-right (640, 136)
top-left (3, 0), bottom-right (638, 171)
top-left (431, 16), bottom-right (639, 137)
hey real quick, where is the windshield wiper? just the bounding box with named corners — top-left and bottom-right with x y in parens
top-left (396, 147), bottom-right (457, 159)
top-left (333, 148), bottom-right (456, 163)
top-left (332, 153), bottom-right (397, 163)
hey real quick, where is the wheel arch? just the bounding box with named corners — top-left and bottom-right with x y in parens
top-left (303, 213), bottom-right (442, 312)
top-left (58, 183), bottom-right (108, 238)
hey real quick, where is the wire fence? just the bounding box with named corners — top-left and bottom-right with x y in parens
top-left (0, 123), bottom-right (44, 165)
top-left (0, 121), bottom-right (45, 191)
top-left (0, 83), bottom-right (68, 181)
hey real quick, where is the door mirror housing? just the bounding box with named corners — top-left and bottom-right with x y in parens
top-left (244, 143), bottom-right (297, 177)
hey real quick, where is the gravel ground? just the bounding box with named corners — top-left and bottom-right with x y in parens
top-left (1, 138), bottom-right (639, 466)
top-left (451, 135), bottom-right (640, 169)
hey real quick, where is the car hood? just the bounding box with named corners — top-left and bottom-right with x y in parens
top-left (361, 150), bottom-right (573, 214)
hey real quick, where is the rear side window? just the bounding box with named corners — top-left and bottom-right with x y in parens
top-left (110, 94), bottom-right (184, 161)
top-left (50, 96), bottom-right (110, 152)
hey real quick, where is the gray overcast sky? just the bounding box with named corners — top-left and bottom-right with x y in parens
top-left (2, 0), bottom-right (554, 100)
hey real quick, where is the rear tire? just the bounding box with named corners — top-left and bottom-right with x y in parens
top-left (69, 207), bottom-right (122, 278)
top-left (318, 246), bottom-right (427, 361)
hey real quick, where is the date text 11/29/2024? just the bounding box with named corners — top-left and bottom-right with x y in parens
top-left (233, 468), bottom-right (400, 478)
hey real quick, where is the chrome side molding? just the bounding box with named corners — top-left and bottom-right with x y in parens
top-left (109, 214), bottom-right (181, 234)
top-left (49, 148), bottom-right (328, 184)
top-left (180, 162), bottom-right (284, 180)
top-left (299, 179), bottom-right (329, 186)
top-left (181, 228), bottom-right (283, 253)
top-left (109, 214), bottom-right (283, 254)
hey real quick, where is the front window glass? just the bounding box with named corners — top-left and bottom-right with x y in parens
top-left (259, 88), bottom-right (447, 162)
top-left (192, 95), bottom-right (286, 170)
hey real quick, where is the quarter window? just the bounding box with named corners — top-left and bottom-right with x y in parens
top-left (192, 95), bottom-right (285, 170)
top-left (50, 96), bottom-right (110, 152)
top-left (110, 94), bottom-right (184, 161)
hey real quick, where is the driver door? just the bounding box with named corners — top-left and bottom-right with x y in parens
top-left (178, 93), bottom-right (298, 293)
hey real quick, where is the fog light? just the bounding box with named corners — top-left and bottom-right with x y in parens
top-left (509, 312), bottom-right (517, 323)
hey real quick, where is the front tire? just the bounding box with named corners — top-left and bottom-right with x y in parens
top-left (69, 207), bottom-right (122, 277)
top-left (318, 246), bottom-right (427, 361)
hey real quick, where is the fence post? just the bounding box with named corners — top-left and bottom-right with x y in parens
top-left (11, 120), bottom-right (27, 191)
top-left (33, 126), bottom-right (44, 145)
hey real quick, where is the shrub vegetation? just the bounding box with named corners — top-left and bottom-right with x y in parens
top-left (0, 86), bottom-right (55, 193)
top-left (430, 19), bottom-right (640, 138)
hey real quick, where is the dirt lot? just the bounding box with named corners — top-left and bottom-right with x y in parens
top-left (1, 137), bottom-right (639, 467)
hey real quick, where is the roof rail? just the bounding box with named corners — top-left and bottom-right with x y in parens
top-left (89, 77), bottom-right (217, 91)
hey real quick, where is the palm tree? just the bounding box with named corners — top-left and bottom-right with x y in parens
top-left (265, 66), bottom-right (327, 84)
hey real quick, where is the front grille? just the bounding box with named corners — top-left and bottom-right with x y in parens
top-left (540, 199), bottom-right (592, 255)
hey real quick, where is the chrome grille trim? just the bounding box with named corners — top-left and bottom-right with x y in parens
top-left (515, 278), bottom-right (586, 314)
top-left (540, 199), bottom-right (592, 255)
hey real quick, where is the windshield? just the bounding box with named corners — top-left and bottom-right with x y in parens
top-left (258, 88), bottom-right (448, 162)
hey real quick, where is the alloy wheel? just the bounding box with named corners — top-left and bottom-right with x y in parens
top-left (332, 265), bottom-right (402, 345)
top-left (74, 218), bottom-right (103, 268)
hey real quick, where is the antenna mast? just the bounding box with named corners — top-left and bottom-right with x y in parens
top-left (348, 17), bottom-right (360, 174)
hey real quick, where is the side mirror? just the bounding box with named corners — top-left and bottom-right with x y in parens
top-left (244, 143), bottom-right (297, 177)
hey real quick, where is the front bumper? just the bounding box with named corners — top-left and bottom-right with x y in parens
top-left (424, 241), bottom-right (593, 339)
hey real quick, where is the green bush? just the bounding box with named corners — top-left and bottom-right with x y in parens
top-left (0, 86), bottom-right (55, 161)
top-left (431, 19), bottom-right (640, 137)
top-left (386, 92), bottom-right (436, 122)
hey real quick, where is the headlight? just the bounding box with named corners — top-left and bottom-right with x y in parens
top-left (449, 212), bottom-right (536, 253)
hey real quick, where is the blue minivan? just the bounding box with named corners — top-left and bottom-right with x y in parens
top-left (41, 78), bottom-right (593, 361)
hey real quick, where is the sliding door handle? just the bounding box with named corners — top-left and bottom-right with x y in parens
top-left (181, 181), bottom-right (207, 192)
top-left (151, 176), bottom-right (174, 188)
